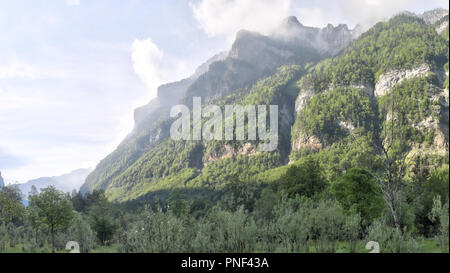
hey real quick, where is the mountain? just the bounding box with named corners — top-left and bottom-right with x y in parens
top-left (0, 171), bottom-right (4, 188)
top-left (17, 168), bottom-right (92, 198)
top-left (81, 10), bottom-right (449, 202)
top-left (290, 13), bottom-right (449, 170)
top-left (81, 17), bottom-right (359, 198)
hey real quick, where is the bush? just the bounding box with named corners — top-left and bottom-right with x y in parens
top-left (366, 216), bottom-right (423, 253)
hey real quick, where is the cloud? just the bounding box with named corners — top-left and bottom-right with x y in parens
top-left (131, 39), bottom-right (165, 100)
top-left (296, 7), bottom-right (327, 27)
top-left (339, 0), bottom-right (418, 28)
top-left (0, 41), bottom-right (149, 183)
top-left (190, 0), bottom-right (292, 39)
top-left (190, 0), bottom-right (449, 34)
top-left (131, 38), bottom-right (193, 101)
top-left (66, 0), bottom-right (80, 7)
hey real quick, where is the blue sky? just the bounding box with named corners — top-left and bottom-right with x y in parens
top-left (0, 0), bottom-right (448, 184)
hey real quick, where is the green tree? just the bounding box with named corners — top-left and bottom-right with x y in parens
top-left (68, 213), bottom-right (96, 253)
top-left (428, 196), bottom-right (449, 252)
top-left (0, 186), bottom-right (25, 225)
top-left (221, 178), bottom-right (258, 212)
top-left (169, 190), bottom-right (189, 218)
top-left (28, 186), bottom-right (75, 253)
top-left (278, 158), bottom-right (327, 198)
top-left (89, 197), bottom-right (117, 246)
top-left (332, 168), bottom-right (385, 224)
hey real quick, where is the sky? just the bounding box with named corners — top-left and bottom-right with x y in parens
top-left (0, 0), bottom-right (448, 184)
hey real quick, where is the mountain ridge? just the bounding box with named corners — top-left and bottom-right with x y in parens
top-left (17, 168), bottom-right (92, 198)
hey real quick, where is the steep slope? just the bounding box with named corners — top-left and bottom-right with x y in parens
top-left (82, 52), bottom-right (228, 195)
top-left (83, 17), bottom-right (359, 199)
top-left (106, 65), bottom-right (303, 201)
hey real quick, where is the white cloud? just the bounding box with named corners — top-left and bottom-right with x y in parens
top-left (190, 0), bottom-right (292, 39)
top-left (0, 42), bottom-right (148, 183)
top-left (297, 7), bottom-right (327, 27)
top-left (66, 0), bottom-right (80, 7)
top-left (131, 39), bottom-right (165, 100)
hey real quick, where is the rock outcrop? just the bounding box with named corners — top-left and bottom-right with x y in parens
top-left (420, 8), bottom-right (449, 25)
top-left (435, 16), bottom-right (449, 34)
top-left (374, 64), bottom-right (432, 97)
top-left (292, 134), bottom-right (322, 150)
top-left (203, 142), bottom-right (258, 166)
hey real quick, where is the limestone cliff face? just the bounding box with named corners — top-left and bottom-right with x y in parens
top-left (203, 142), bottom-right (258, 166)
top-left (420, 8), bottom-right (449, 25)
top-left (374, 64), bottom-right (432, 97)
top-left (435, 16), bottom-right (449, 34)
top-left (292, 134), bottom-right (322, 150)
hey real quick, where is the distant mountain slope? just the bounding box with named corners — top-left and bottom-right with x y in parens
top-left (0, 171), bottom-right (4, 188)
top-left (17, 168), bottom-right (92, 198)
top-left (82, 9), bottom-right (449, 203)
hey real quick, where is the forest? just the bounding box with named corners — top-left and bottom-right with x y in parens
top-left (0, 157), bottom-right (448, 253)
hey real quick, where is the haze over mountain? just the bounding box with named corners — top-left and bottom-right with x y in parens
top-left (16, 168), bottom-right (92, 198)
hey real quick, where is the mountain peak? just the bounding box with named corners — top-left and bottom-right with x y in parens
top-left (395, 8), bottom-right (448, 25)
top-left (282, 16), bottom-right (303, 27)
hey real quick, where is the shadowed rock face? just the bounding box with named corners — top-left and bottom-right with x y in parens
top-left (0, 171), bottom-right (4, 188)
